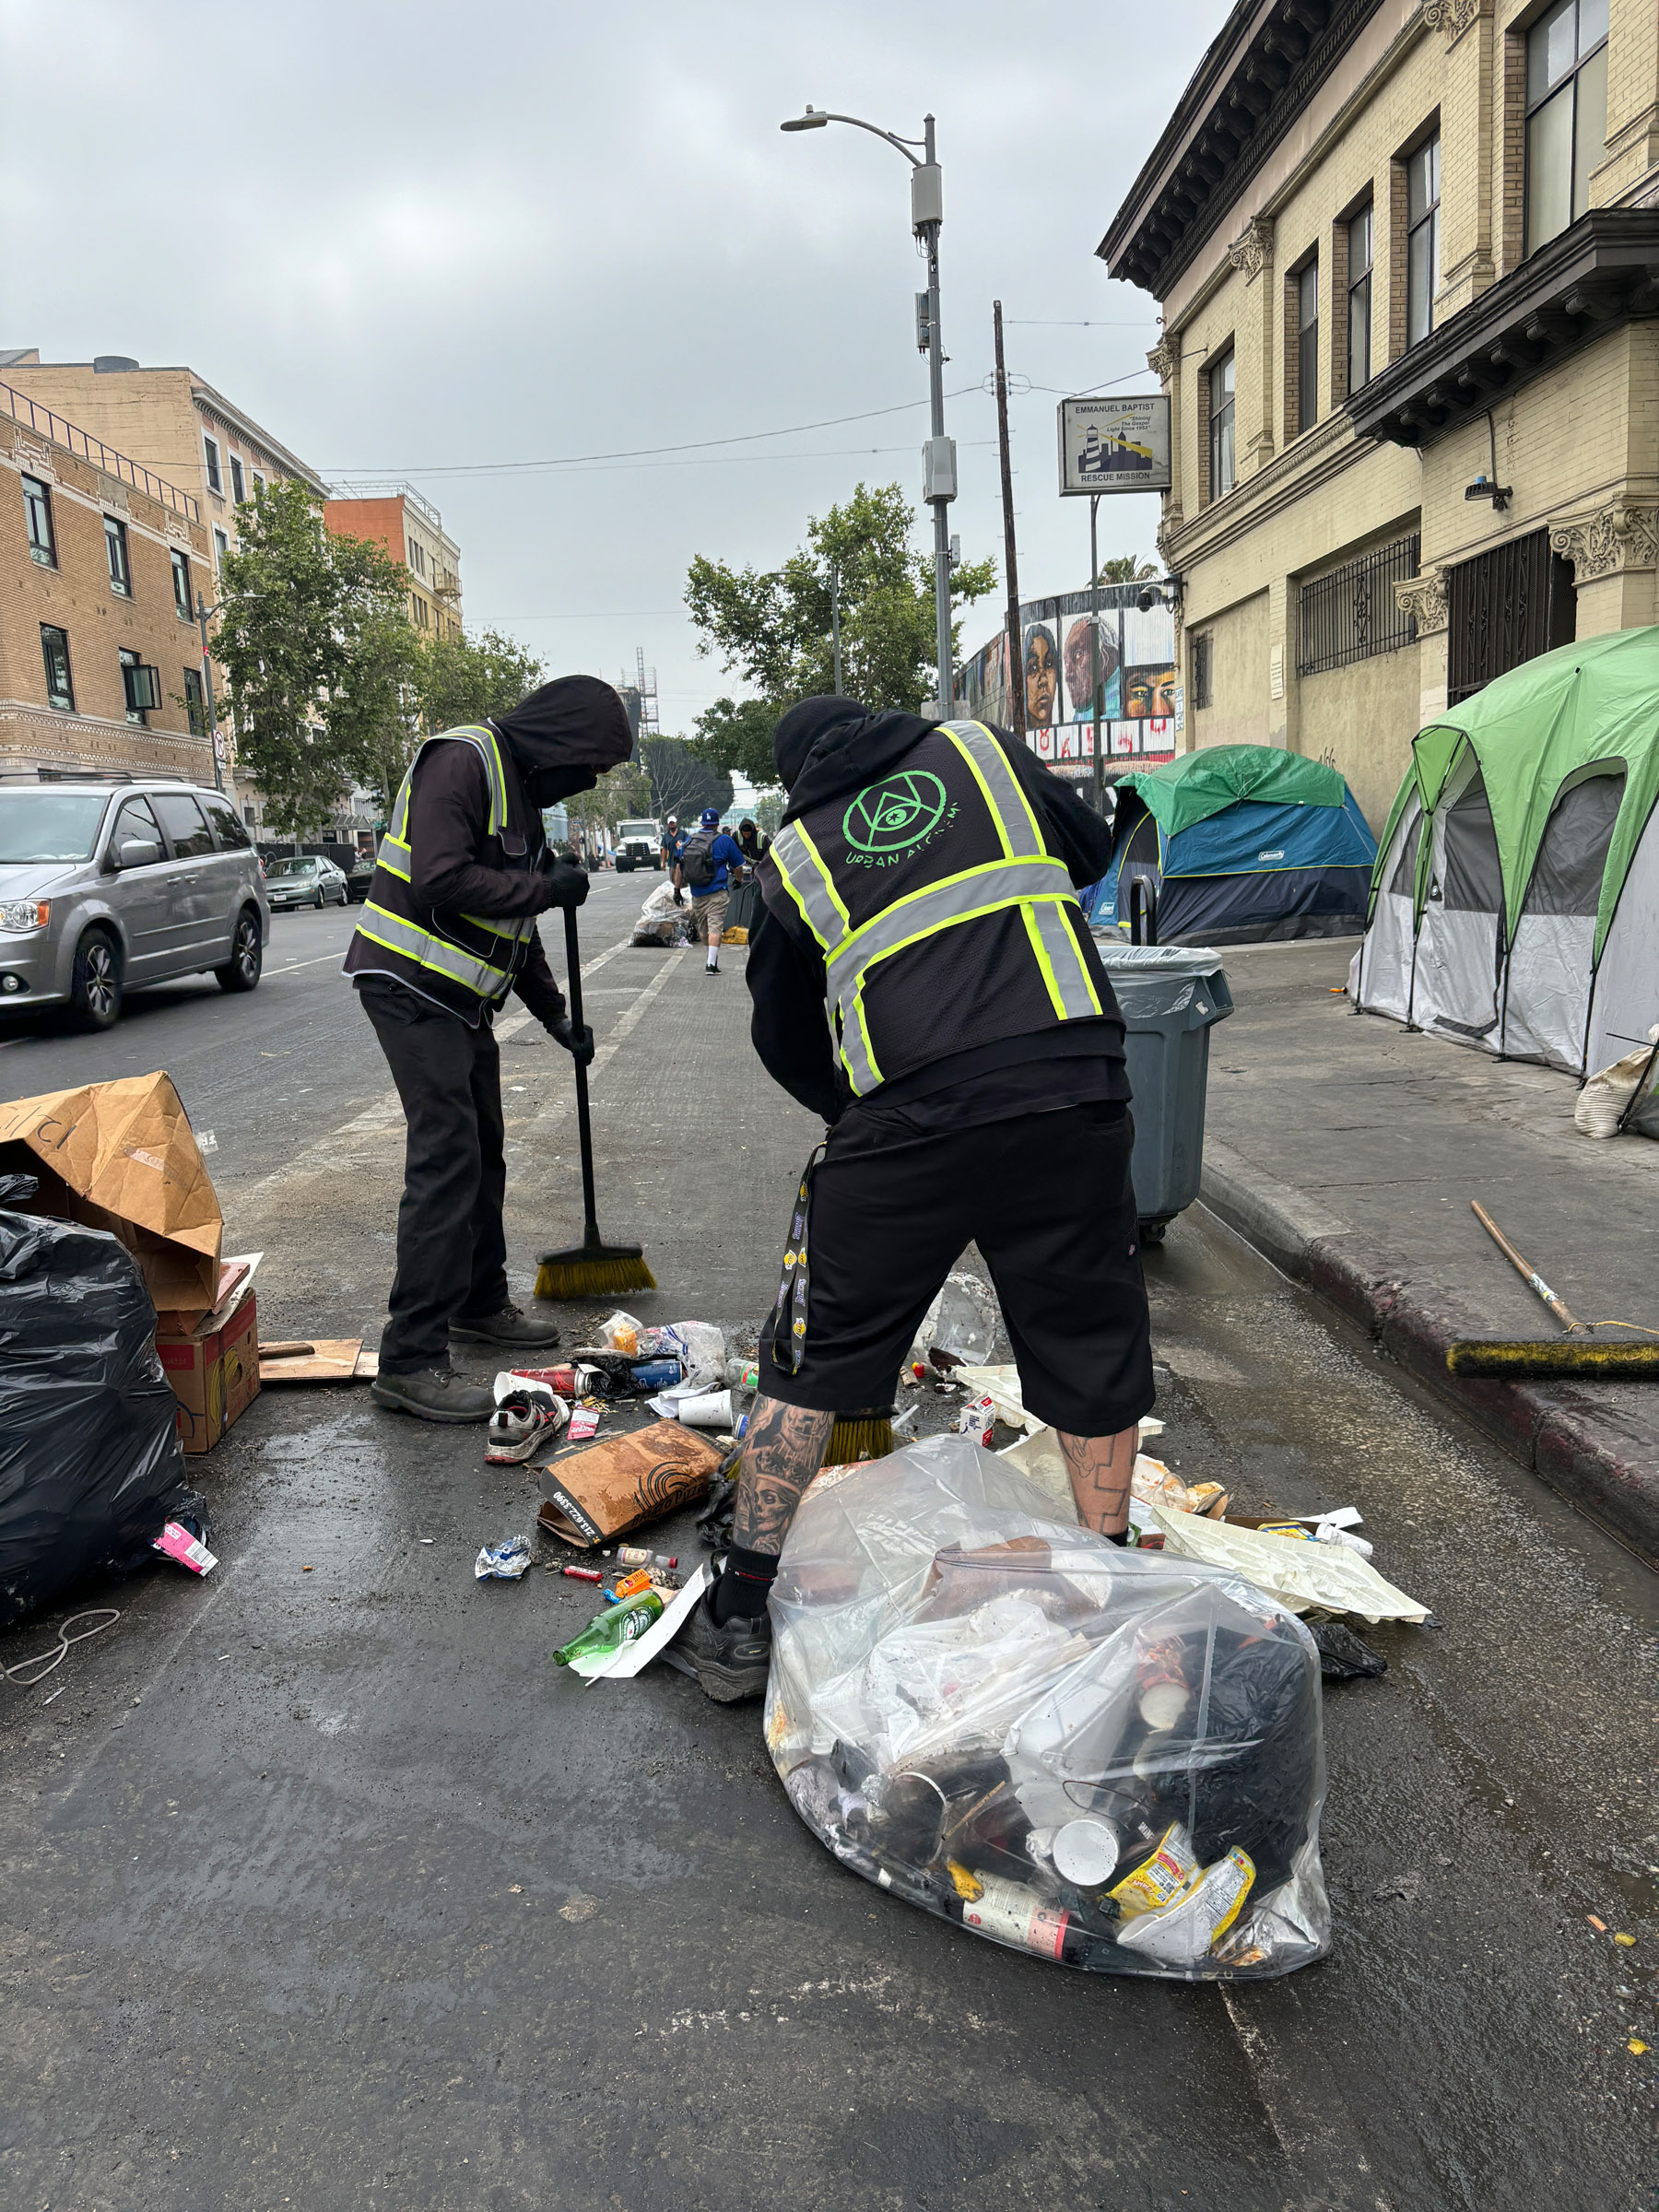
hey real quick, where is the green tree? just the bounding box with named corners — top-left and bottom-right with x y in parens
top-left (1097, 554), bottom-right (1159, 583)
top-left (688, 695), bottom-right (777, 792)
top-left (566, 759), bottom-right (653, 845)
top-left (333, 606), bottom-right (423, 815)
top-left (417, 628), bottom-right (545, 735)
top-left (217, 480), bottom-right (412, 839)
top-left (685, 483), bottom-right (996, 765)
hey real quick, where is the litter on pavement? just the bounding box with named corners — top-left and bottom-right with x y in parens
top-left (476, 1535), bottom-right (535, 1582)
top-left (1144, 1502), bottom-right (1430, 1622)
top-left (536, 1418), bottom-right (724, 1548)
top-left (488, 1372), bottom-right (570, 1464)
top-left (765, 1435), bottom-right (1331, 1979)
top-left (259, 1339), bottom-right (377, 1384)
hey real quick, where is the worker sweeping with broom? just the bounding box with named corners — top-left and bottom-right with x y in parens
top-left (344, 676), bottom-right (634, 1423)
top-left (672, 693), bottom-right (1157, 1699)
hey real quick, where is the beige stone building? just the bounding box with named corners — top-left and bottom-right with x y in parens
top-left (324, 483), bottom-right (464, 643)
top-left (2, 377), bottom-right (217, 782)
top-left (1103, 0), bottom-right (1658, 831)
top-left (0, 351), bottom-right (329, 825)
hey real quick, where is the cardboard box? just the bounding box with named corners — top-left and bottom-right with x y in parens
top-left (0, 1072), bottom-right (222, 1317)
top-left (157, 1286), bottom-right (261, 1454)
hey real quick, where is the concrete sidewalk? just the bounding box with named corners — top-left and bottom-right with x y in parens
top-left (1195, 937), bottom-right (1659, 1560)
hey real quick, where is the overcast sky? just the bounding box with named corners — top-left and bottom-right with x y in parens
top-left (2, 0), bottom-right (1229, 732)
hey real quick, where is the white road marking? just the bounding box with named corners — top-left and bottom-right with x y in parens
top-left (268, 952), bottom-right (352, 975)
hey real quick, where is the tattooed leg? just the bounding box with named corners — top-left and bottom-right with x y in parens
top-left (1057, 1426), bottom-right (1140, 1536)
top-left (733, 1394), bottom-right (835, 1552)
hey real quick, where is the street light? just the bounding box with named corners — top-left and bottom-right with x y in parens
top-left (781, 105), bottom-right (956, 714)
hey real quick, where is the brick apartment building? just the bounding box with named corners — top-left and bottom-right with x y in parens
top-left (324, 482), bottom-right (465, 642)
top-left (0, 351), bottom-right (331, 827)
top-left (1104, 0), bottom-right (1658, 830)
top-left (1, 377), bottom-right (217, 782)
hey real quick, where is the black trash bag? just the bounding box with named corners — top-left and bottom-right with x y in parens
top-left (0, 1173), bottom-right (192, 1629)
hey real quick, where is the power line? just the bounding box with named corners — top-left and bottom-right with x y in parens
top-left (1006, 319), bottom-right (1157, 328)
top-left (323, 387), bottom-right (984, 481)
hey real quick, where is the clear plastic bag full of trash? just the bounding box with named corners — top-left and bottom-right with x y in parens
top-left (765, 1433), bottom-right (1331, 1982)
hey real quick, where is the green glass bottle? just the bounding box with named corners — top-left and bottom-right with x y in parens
top-left (552, 1589), bottom-right (665, 1667)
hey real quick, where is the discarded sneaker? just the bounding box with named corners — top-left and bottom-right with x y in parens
top-left (371, 1367), bottom-right (494, 1423)
top-left (666, 1580), bottom-right (771, 1701)
top-left (450, 1302), bottom-right (561, 1349)
top-left (487, 1378), bottom-right (570, 1464)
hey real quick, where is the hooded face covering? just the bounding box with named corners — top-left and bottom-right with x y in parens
top-left (771, 695), bottom-right (868, 793)
top-left (492, 676), bottom-right (634, 808)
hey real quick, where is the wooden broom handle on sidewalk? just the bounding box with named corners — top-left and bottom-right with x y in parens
top-left (1470, 1201), bottom-right (1585, 1333)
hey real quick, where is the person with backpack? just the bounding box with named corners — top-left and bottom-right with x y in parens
top-left (674, 806), bottom-right (746, 974)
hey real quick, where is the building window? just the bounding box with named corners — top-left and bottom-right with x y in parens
top-left (22, 474), bottom-right (56, 566)
top-left (251, 469), bottom-right (264, 494)
top-left (119, 648), bottom-right (159, 726)
top-left (214, 526), bottom-right (229, 571)
top-left (171, 547), bottom-right (194, 618)
top-left (1206, 347), bottom-right (1236, 500)
top-left (407, 536), bottom-right (426, 577)
top-left (183, 666), bottom-right (206, 735)
top-left (1525, 0), bottom-right (1609, 253)
top-left (1190, 631), bottom-right (1213, 710)
top-left (1447, 530), bottom-right (1577, 705)
top-left (203, 434), bottom-right (223, 494)
top-left (105, 515), bottom-right (132, 597)
top-left (1298, 533), bottom-right (1422, 677)
top-left (1406, 133), bottom-right (1441, 347)
top-left (412, 594), bottom-right (430, 629)
top-left (41, 625), bottom-right (74, 712)
top-left (230, 454), bottom-right (245, 503)
top-left (1295, 259), bottom-right (1319, 435)
top-left (1347, 205), bottom-right (1373, 394)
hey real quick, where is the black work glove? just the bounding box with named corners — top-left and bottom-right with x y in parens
top-left (535, 857), bottom-right (590, 911)
top-left (673, 887), bottom-right (684, 907)
top-left (547, 1016), bottom-right (595, 1066)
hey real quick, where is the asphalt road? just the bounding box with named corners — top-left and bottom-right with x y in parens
top-left (1, 871), bottom-right (1654, 2211)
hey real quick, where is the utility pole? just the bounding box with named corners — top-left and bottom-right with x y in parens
top-left (993, 300), bottom-right (1024, 739)
top-left (830, 567), bottom-right (844, 695)
top-left (194, 591), bottom-right (226, 795)
top-left (1089, 495), bottom-right (1105, 818)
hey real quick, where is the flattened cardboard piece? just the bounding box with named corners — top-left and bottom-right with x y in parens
top-left (537, 1418), bottom-right (723, 1548)
top-left (157, 1287), bottom-right (260, 1455)
top-left (258, 1339), bottom-right (376, 1383)
top-left (0, 1072), bottom-right (222, 1313)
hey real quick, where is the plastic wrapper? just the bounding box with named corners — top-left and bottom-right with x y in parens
top-left (0, 1173), bottom-right (192, 1629)
top-left (765, 1436), bottom-right (1331, 1980)
top-left (910, 1272), bottom-right (1000, 1367)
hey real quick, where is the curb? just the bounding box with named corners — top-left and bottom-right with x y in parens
top-left (1199, 1140), bottom-right (1659, 1566)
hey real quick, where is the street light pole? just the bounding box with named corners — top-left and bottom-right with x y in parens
top-left (782, 104), bottom-right (956, 715)
top-left (194, 591), bottom-right (226, 795)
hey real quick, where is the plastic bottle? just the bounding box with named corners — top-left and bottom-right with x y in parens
top-left (725, 1357), bottom-right (761, 1394)
top-left (551, 1589), bottom-right (665, 1666)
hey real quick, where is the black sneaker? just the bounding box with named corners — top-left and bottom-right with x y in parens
top-left (666, 1583), bottom-right (772, 1702)
top-left (449, 1302), bottom-right (561, 1349)
top-left (371, 1367), bottom-right (494, 1423)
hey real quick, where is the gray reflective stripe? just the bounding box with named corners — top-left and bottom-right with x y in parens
top-left (1023, 899), bottom-right (1105, 1020)
top-left (769, 823), bottom-right (848, 952)
top-left (825, 855), bottom-right (1076, 985)
top-left (359, 901), bottom-right (510, 994)
top-left (938, 719), bottom-right (1047, 861)
top-left (389, 726), bottom-right (507, 842)
top-left (377, 832), bottom-right (412, 883)
top-left (460, 910), bottom-right (536, 943)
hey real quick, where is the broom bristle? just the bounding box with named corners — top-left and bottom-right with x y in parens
top-left (823, 1412), bottom-right (894, 1465)
top-left (534, 1253), bottom-right (657, 1300)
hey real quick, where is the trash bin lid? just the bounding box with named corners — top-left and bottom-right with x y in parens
top-left (1093, 941), bottom-right (1224, 974)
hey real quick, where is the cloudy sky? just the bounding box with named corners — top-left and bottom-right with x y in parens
top-left (2, 0), bottom-right (1229, 731)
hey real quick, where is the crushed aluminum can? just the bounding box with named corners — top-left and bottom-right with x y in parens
top-left (475, 1535), bottom-right (534, 1582)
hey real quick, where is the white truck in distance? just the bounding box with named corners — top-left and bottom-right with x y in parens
top-left (614, 818), bottom-right (662, 873)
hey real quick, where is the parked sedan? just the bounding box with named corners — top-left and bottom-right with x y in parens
top-left (265, 855), bottom-right (350, 912)
top-left (344, 854), bottom-right (377, 903)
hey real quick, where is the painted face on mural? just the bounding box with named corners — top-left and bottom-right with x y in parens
top-left (1064, 616), bottom-right (1120, 718)
top-left (1125, 665), bottom-right (1178, 719)
top-left (1024, 625), bottom-right (1059, 724)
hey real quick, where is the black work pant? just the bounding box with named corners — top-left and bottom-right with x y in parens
top-left (358, 977), bottom-right (510, 1373)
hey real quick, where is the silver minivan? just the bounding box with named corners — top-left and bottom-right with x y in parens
top-left (0, 778), bottom-right (271, 1030)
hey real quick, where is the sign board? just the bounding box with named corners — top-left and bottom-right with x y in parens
top-left (1057, 395), bottom-right (1171, 496)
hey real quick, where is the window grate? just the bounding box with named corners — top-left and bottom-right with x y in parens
top-left (1298, 532), bottom-right (1420, 676)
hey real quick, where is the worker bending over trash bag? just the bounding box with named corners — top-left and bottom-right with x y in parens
top-left (672, 693), bottom-right (1155, 1699)
top-left (766, 1437), bottom-right (1331, 1980)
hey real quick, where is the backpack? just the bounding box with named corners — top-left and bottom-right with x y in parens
top-left (680, 830), bottom-right (718, 888)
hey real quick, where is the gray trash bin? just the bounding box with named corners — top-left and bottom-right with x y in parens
top-left (1096, 942), bottom-right (1234, 1241)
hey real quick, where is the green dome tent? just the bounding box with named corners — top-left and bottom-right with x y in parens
top-left (1350, 628), bottom-right (1659, 1084)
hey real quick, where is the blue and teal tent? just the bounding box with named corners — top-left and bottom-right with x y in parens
top-left (1096, 746), bottom-right (1378, 945)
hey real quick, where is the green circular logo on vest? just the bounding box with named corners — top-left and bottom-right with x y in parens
top-left (842, 770), bottom-right (948, 856)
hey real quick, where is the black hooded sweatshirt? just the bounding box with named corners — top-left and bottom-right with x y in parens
top-left (359, 676), bottom-right (632, 1029)
top-left (748, 697), bottom-right (1129, 1127)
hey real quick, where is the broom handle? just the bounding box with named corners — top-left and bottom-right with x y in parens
top-left (563, 904), bottom-right (600, 1241)
top-left (1470, 1200), bottom-right (1582, 1331)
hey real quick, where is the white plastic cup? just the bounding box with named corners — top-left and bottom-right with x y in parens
top-left (676, 1388), bottom-right (735, 1428)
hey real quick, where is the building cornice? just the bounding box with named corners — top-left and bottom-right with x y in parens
top-left (1101, 0), bottom-right (1388, 299)
top-left (1348, 208), bottom-right (1659, 448)
top-left (191, 379), bottom-right (329, 497)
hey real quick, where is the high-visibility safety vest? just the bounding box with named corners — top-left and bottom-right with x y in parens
top-left (346, 724), bottom-right (539, 1016)
top-left (759, 718), bottom-right (1109, 1098)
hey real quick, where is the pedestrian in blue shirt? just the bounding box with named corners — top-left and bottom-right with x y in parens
top-left (675, 806), bottom-right (747, 974)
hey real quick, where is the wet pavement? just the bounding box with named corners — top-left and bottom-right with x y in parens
top-left (1, 875), bottom-right (1654, 2210)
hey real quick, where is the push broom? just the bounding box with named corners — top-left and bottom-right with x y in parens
top-left (534, 905), bottom-right (655, 1301)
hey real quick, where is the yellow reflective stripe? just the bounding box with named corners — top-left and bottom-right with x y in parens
top-left (793, 821), bottom-right (851, 935)
top-left (1034, 900), bottom-right (1103, 1016)
top-left (944, 718), bottom-right (1050, 855)
top-left (1021, 902), bottom-right (1069, 1019)
top-left (459, 911), bottom-right (535, 942)
top-left (841, 982), bottom-right (882, 1090)
top-left (768, 830), bottom-right (841, 952)
top-left (360, 902), bottom-right (511, 992)
top-left (943, 727), bottom-right (1015, 860)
